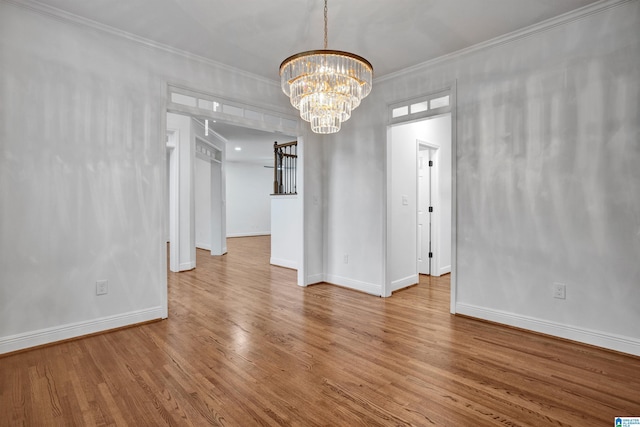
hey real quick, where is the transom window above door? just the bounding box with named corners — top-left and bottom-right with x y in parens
top-left (389, 91), bottom-right (451, 125)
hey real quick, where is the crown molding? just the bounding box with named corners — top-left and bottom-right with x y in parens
top-left (2, 0), bottom-right (281, 88)
top-left (375, 0), bottom-right (634, 84)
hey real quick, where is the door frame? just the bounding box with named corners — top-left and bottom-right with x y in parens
top-left (164, 83), bottom-right (305, 285)
top-left (166, 129), bottom-right (180, 273)
top-left (383, 82), bottom-right (458, 314)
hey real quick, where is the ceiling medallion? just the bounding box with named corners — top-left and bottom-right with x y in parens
top-left (279, 0), bottom-right (373, 134)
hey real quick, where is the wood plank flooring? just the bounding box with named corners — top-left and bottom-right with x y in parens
top-left (1, 235), bottom-right (639, 426)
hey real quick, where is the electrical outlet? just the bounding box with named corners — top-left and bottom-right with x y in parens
top-left (96, 280), bottom-right (108, 296)
top-left (343, 254), bottom-right (349, 264)
top-left (553, 282), bottom-right (566, 299)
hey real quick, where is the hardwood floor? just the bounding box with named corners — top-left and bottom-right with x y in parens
top-left (2, 236), bottom-right (639, 426)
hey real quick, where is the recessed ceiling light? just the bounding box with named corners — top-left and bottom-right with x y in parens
top-left (235, 147), bottom-right (242, 151)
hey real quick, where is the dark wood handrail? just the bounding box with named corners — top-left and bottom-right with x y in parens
top-left (275, 141), bottom-right (298, 148)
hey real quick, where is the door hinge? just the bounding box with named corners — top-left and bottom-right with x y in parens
top-left (428, 206), bottom-right (433, 213)
top-left (428, 252), bottom-right (433, 258)
top-left (428, 160), bottom-right (433, 167)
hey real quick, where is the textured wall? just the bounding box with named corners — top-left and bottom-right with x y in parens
top-left (0, 2), bottom-right (295, 351)
top-left (328, 1), bottom-right (640, 353)
top-left (322, 106), bottom-right (387, 294)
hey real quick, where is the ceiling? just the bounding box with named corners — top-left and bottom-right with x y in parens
top-left (33, 0), bottom-right (600, 80)
top-left (208, 122), bottom-right (295, 166)
top-left (31, 0), bottom-right (600, 161)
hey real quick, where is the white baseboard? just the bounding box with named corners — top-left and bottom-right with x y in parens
top-left (306, 273), bottom-right (325, 285)
top-left (270, 257), bottom-right (297, 270)
top-left (0, 307), bottom-right (164, 355)
top-left (456, 303), bottom-right (640, 357)
top-left (439, 265), bottom-right (451, 275)
top-left (195, 242), bottom-right (211, 250)
top-left (390, 274), bottom-right (419, 293)
top-left (227, 232), bottom-right (271, 238)
top-left (324, 274), bottom-right (382, 296)
top-left (179, 261), bottom-right (195, 271)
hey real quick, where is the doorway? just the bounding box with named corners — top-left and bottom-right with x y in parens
top-left (165, 85), bottom-right (301, 280)
top-left (166, 112), bottom-right (226, 272)
top-left (385, 86), bottom-right (456, 308)
top-left (194, 133), bottom-right (224, 255)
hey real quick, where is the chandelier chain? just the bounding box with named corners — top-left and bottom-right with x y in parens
top-left (323, 0), bottom-right (328, 49)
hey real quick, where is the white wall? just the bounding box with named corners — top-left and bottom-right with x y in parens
top-left (301, 134), bottom-right (325, 285)
top-left (324, 1), bottom-right (640, 355)
top-left (0, 2), bottom-right (300, 353)
top-left (322, 108), bottom-right (386, 295)
top-left (226, 162), bottom-right (272, 237)
top-left (271, 195), bottom-right (300, 269)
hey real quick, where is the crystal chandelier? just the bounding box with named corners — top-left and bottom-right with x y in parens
top-left (279, 0), bottom-right (373, 134)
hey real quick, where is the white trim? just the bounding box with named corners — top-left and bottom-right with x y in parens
top-left (166, 132), bottom-right (180, 274)
top-left (270, 194), bottom-right (298, 200)
top-left (456, 303), bottom-right (640, 357)
top-left (227, 232), bottom-right (271, 238)
top-left (0, 307), bottom-right (164, 355)
top-left (382, 125), bottom-right (392, 297)
top-left (449, 82), bottom-right (458, 314)
top-left (270, 257), bottom-right (298, 270)
top-left (159, 100), bottom-right (169, 320)
top-left (439, 265), bottom-right (451, 276)
top-left (179, 261), bottom-right (195, 271)
top-left (325, 274), bottom-right (382, 297)
top-left (390, 274), bottom-right (419, 293)
top-left (296, 136), bottom-right (306, 288)
top-left (167, 84), bottom-right (298, 136)
top-left (390, 91), bottom-right (452, 125)
top-left (375, 0), bottom-right (633, 84)
top-left (4, 0), bottom-right (279, 88)
top-left (196, 242), bottom-right (212, 251)
top-left (306, 273), bottom-right (324, 286)
top-left (417, 141), bottom-right (441, 277)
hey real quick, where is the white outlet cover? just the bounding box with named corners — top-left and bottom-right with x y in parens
top-left (96, 279), bottom-right (108, 296)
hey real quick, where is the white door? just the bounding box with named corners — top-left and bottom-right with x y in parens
top-left (418, 148), bottom-right (434, 275)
